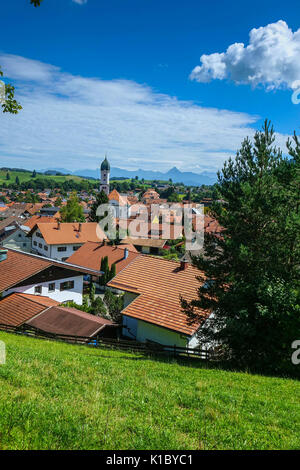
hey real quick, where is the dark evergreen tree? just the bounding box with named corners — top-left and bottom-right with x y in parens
top-left (181, 121), bottom-right (300, 373)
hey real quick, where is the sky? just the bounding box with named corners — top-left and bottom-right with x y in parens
top-left (0, 0), bottom-right (300, 174)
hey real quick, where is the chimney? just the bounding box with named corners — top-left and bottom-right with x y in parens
top-left (57, 220), bottom-right (61, 230)
top-left (0, 249), bottom-right (8, 262)
top-left (78, 223), bottom-right (82, 232)
top-left (180, 260), bottom-right (188, 270)
top-left (123, 248), bottom-right (129, 260)
top-left (180, 254), bottom-right (189, 270)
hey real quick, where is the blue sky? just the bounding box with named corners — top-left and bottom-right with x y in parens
top-left (0, 0), bottom-right (299, 174)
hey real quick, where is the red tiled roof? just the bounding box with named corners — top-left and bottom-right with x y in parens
top-left (26, 305), bottom-right (114, 337)
top-left (23, 215), bottom-right (58, 230)
top-left (66, 241), bottom-right (140, 274)
top-left (108, 255), bottom-right (207, 335)
top-left (108, 189), bottom-right (127, 206)
top-left (27, 222), bottom-right (106, 245)
top-left (0, 249), bottom-right (106, 293)
top-left (0, 293), bottom-right (59, 326)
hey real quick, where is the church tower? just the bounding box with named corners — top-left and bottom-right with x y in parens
top-left (100, 156), bottom-right (110, 195)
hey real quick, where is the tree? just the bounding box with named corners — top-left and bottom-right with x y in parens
top-left (6, 172), bottom-right (10, 180)
top-left (89, 190), bottom-right (109, 222)
top-left (103, 289), bottom-right (124, 323)
top-left (181, 120), bottom-right (300, 373)
top-left (15, 175), bottom-right (20, 185)
top-left (0, 1), bottom-right (42, 114)
top-left (31, 169), bottom-right (37, 178)
top-left (60, 192), bottom-right (85, 223)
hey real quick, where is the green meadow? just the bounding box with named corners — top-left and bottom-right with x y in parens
top-left (0, 331), bottom-right (299, 450)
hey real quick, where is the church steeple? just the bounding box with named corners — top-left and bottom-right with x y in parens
top-left (100, 155), bottom-right (110, 195)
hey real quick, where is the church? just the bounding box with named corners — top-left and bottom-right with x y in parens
top-left (99, 155), bottom-right (110, 195)
top-left (99, 156), bottom-right (130, 219)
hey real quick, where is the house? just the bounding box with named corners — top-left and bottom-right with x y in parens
top-left (0, 292), bottom-right (115, 339)
top-left (23, 215), bottom-right (58, 231)
top-left (107, 255), bottom-right (208, 348)
top-left (0, 216), bottom-right (31, 252)
top-left (0, 292), bottom-right (59, 326)
top-left (119, 237), bottom-right (167, 254)
top-left (25, 305), bottom-right (116, 339)
top-left (108, 189), bottom-right (131, 219)
top-left (27, 221), bottom-right (107, 261)
top-left (0, 248), bottom-right (101, 305)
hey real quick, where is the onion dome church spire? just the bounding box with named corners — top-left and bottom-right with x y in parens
top-left (100, 155), bottom-right (110, 195)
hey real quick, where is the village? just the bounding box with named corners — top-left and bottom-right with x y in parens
top-left (0, 157), bottom-right (223, 349)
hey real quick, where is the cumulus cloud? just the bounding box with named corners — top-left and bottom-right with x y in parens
top-left (190, 20), bottom-right (300, 90)
top-left (0, 54), bottom-right (289, 173)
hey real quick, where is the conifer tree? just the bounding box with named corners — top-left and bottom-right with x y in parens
top-left (181, 121), bottom-right (300, 372)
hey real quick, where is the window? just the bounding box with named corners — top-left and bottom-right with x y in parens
top-left (60, 280), bottom-right (74, 291)
top-left (18, 233), bottom-right (22, 238)
top-left (48, 283), bottom-right (55, 292)
top-left (57, 246), bottom-right (67, 252)
top-left (33, 241), bottom-right (37, 246)
top-left (73, 245), bottom-right (80, 251)
top-left (44, 245), bottom-right (48, 251)
top-left (34, 285), bottom-right (42, 294)
top-left (39, 243), bottom-right (42, 248)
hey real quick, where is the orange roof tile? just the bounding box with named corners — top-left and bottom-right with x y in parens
top-left (108, 189), bottom-right (127, 206)
top-left (23, 215), bottom-right (58, 230)
top-left (28, 222), bottom-right (106, 245)
top-left (0, 248), bottom-right (105, 293)
top-left (108, 255), bottom-right (207, 335)
top-left (66, 241), bottom-right (140, 274)
top-left (0, 293), bottom-right (59, 327)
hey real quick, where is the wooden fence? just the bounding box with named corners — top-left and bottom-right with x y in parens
top-left (0, 322), bottom-right (211, 360)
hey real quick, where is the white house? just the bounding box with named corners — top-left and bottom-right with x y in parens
top-left (28, 221), bottom-right (106, 261)
top-left (0, 248), bottom-right (102, 305)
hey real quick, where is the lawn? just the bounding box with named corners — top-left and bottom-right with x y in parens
top-left (0, 331), bottom-right (299, 450)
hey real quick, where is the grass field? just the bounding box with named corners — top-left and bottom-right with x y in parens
top-left (0, 169), bottom-right (94, 185)
top-left (0, 332), bottom-right (299, 450)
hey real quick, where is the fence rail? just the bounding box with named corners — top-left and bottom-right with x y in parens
top-left (0, 323), bottom-right (211, 360)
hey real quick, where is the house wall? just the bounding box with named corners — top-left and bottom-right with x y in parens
top-left (2, 229), bottom-right (31, 252)
top-left (3, 275), bottom-right (83, 304)
top-left (135, 319), bottom-right (188, 347)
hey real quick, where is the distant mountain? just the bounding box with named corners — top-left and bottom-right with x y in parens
top-left (41, 166), bottom-right (217, 186)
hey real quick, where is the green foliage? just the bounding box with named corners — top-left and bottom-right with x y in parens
top-left (89, 190), bottom-right (109, 222)
top-left (182, 120), bottom-right (300, 373)
top-left (60, 192), bottom-right (85, 223)
top-left (0, 67), bottom-right (22, 114)
top-left (0, 331), bottom-right (299, 449)
top-left (31, 169), bottom-right (37, 178)
top-left (103, 289), bottom-right (124, 323)
top-left (5, 171), bottom-right (10, 180)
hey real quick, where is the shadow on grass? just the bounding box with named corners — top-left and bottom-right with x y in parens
top-left (83, 346), bottom-right (300, 380)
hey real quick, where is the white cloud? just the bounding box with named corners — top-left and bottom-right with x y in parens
top-left (72, 0), bottom-right (88, 4)
top-left (190, 20), bottom-right (300, 90)
top-left (0, 54), bottom-right (289, 173)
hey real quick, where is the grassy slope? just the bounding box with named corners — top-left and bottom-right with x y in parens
top-left (0, 332), bottom-right (299, 450)
top-left (0, 170), bottom-right (94, 185)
